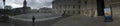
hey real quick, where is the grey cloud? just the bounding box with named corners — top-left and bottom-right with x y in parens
top-left (6, 0), bottom-right (23, 5)
top-left (28, 0), bottom-right (53, 9)
top-left (0, 0), bottom-right (53, 9)
top-left (43, 2), bottom-right (52, 6)
top-left (0, 0), bottom-right (3, 8)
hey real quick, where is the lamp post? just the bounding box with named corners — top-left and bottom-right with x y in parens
top-left (3, 0), bottom-right (7, 22)
top-left (3, 0), bottom-right (5, 9)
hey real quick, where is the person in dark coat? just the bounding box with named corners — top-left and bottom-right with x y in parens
top-left (32, 16), bottom-right (35, 26)
top-left (32, 16), bottom-right (35, 23)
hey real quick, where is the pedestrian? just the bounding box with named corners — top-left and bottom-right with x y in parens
top-left (32, 16), bottom-right (35, 22)
top-left (32, 16), bottom-right (35, 26)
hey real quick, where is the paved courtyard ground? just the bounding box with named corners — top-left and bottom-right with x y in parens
top-left (52, 15), bottom-right (120, 26)
top-left (0, 22), bottom-right (10, 26)
top-left (0, 15), bottom-right (120, 26)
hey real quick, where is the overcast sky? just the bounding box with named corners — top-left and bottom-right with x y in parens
top-left (0, 0), bottom-right (53, 9)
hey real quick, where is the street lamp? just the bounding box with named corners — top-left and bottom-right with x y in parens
top-left (3, 0), bottom-right (5, 9)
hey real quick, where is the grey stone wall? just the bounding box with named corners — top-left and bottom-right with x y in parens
top-left (80, 0), bottom-right (97, 17)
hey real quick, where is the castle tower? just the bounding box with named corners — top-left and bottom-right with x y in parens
top-left (23, 0), bottom-right (27, 7)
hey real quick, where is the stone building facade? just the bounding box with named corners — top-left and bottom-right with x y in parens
top-left (52, 0), bottom-right (98, 17)
top-left (52, 0), bottom-right (81, 15)
top-left (80, 0), bottom-right (97, 17)
top-left (39, 7), bottom-right (52, 13)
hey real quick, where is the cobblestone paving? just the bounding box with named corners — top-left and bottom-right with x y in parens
top-left (1, 15), bottom-right (120, 26)
top-left (52, 15), bottom-right (120, 26)
top-left (0, 22), bottom-right (10, 26)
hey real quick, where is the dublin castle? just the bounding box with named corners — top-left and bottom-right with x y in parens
top-left (52, 0), bottom-right (97, 17)
top-left (52, 0), bottom-right (120, 17)
top-left (13, 0), bottom-right (31, 14)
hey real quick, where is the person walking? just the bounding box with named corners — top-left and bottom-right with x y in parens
top-left (32, 16), bottom-right (35, 26)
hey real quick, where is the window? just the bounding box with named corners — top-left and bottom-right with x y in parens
top-left (55, 7), bottom-right (57, 9)
top-left (73, 5), bottom-right (75, 8)
top-left (66, 5), bottom-right (68, 8)
top-left (67, 5), bottom-right (69, 8)
top-left (59, 11), bottom-right (61, 12)
top-left (68, 11), bottom-right (70, 14)
top-left (78, 0), bottom-right (81, 3)
top-left (61, 6), bottom-right (63, 9)
top-left (73, 11), bottom-right (75, 14)
top-left (59, 6), bottom-right (61, 8)
top-left (52, 1), bottom-right (55, 4)
top-left (64, 5), bottom-right (67, 9)
top-left (78, 5), bottom-right (81, 8)
top-left (85, 0), bottom-right (87, 4)
top-left (68, 5), bottom-right (71, 9)
top-left (78, 11), bottom-right (80, 14)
